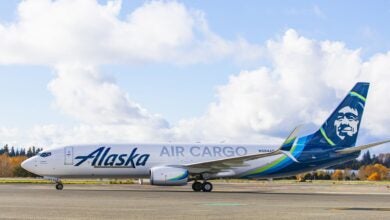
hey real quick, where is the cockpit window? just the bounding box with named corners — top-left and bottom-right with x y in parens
top-left (39, 152), bottom-right (52, 157)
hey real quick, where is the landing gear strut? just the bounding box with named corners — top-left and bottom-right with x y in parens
top-left (192, 181), bottom-right (213, 192)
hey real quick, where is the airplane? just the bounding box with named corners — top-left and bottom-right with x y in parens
top-left (21, 82), bottom-right (389, 192)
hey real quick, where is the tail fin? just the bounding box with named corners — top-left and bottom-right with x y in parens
top-left (308, 82), bottom-right (369, 148)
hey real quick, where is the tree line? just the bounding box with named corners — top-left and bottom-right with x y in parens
top-left (289, 151), bottom-right (390, 181)
top-left (0, 144), bottom-right (43, 158)
top-left (330, 151), bottom-right (390, 169)
top-left (0, 144), bottom-right (42, 177)
top-left (296, 163), bottom-right (389, 181)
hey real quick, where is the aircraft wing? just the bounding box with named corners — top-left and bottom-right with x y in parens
top-left (184, 126), bottom-right (302, 174)
top-left (184, 150), bottom-right (282, 173)
top-left (335, 139), bottom-right (390, 154)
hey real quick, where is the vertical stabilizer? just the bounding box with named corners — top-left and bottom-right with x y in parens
top-left (307, 82), bottom-right (369, 148)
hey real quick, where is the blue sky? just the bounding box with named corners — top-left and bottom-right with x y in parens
top-left (0, 0), bottom-right (389, 152)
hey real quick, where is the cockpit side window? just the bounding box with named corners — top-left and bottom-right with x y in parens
top-left (39, 152), bottom-right (52, 157)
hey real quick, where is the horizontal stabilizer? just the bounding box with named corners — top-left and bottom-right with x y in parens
top-left (335, 140), bottom-right (390, 154)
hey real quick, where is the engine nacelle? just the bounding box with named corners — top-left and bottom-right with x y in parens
top-left (150, 166), bottom-right (189, 186)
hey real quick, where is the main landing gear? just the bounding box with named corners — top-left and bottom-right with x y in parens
top-left (192, 181), bottom-right (213, 192)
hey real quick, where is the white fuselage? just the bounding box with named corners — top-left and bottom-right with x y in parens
top-left (22, 143), bottom-right (281, 179)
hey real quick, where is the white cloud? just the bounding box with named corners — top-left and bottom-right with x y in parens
top-left (43, 64), bottom-right (172, 145)
top-left (0, 127), bottom-right (20, 146)
top-left (48, 64), bottom-right (168, 127)
top-left (360, 52), bottom-right (390, 136)
top-left (0, 0), bottom-right (260, 65)
top-left (0, 1), bottom-right (388, 154)
top-left (173, 29), bottom-right (390, 146)
top-left (0, 0), bottom-right (261, 147)
top-left (29, 124), bottom-right (173, 147)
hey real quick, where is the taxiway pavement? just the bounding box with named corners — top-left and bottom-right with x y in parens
top-left (0, 182), bottom-right (389, 219)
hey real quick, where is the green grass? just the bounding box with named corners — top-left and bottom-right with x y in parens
top-left (210, 178), bottom-right (390, 185)
top-left (1, 178), bottom-right (389, 185)
top-left (0, 178), bottom-right (135, 185)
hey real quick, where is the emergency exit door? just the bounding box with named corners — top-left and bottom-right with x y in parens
top-left (64, 147), bottom-right (73, 165)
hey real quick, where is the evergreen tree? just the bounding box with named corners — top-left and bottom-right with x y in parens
top-left (3, 144), bottom-right (9, 155)
top-left (384, 155), bottom-right (390, 167)
top-left (362, 151), bottom-right (372, 165)
top-left (9, 147), bottom-right (15, 157)
top-left (27, 147), bottom-right (33, 157)
top-left (13, 165), bottom-right (38, 177)
top-left (371, 154), bottom-right (380, 165)
top-left (19, 148), bottom-right (24, 156)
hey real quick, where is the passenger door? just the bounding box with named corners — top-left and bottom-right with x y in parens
top-left (64, 147), bottom-right (73, 165)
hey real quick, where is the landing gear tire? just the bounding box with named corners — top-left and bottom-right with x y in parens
top-left (192, 181), bottom-right (202, 192)
top-left (201, 182), bottom-right (213, 192)
top-left (55, 183), bottom-right (63, 190)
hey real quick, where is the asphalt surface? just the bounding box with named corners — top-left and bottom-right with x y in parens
top-left (0, 182), bottom-right (389, 220)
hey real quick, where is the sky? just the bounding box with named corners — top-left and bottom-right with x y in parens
top-left (0, 0), bottom-right (389, 154)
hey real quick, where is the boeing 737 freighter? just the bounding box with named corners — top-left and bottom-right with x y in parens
top-left (22, 82), bottom-right (389, 192)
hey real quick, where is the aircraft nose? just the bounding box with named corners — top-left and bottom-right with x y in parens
top-left (21, 157), bottom-right (36, 173)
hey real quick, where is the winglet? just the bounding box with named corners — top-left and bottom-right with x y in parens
top-left (280, 125), bottom-right (303, 151)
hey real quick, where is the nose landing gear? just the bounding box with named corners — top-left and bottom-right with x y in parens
top-left (43, 176), bottom-right (63, 190)
top-left (55, 182), bottom-right (64, 190)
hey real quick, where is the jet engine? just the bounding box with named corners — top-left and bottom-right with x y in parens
top-left (150, 166), bottom-right (189, 186)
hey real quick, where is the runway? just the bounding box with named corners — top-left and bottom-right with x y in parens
top-left (0, 182), bottom-right (389, 219)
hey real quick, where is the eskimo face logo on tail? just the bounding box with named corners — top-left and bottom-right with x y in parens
top-left (334, 106), bottom-right (359, 140)
top-left (74, 147), bottom-right (150, 168)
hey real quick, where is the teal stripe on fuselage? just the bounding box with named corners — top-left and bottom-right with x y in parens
top-left (261, 136), bottom-right (306, 174)
top-left (244, 136), bottom-right (308, 178)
